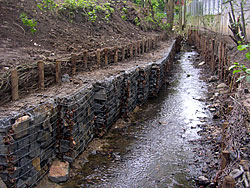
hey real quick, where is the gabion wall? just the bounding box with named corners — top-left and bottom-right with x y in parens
top-left (0, 102), bottom-right (58, 188)
top-left (56, 84), bottom-right (95, 163)
top-left (0, 39), bottom-right (179, 188)
top-left (121, 68), bottom-right (139, 115)
top-left (137, 64), bottom-right (152, 105)
top-left (93, 74), bottom-right (124, 133)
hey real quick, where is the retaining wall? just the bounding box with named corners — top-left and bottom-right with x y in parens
top-left (0, 37), bottom-right (181, 188)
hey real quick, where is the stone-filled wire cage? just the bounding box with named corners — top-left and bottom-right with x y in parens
top-left (93, 74), bottom-right (124, 133)
top-left (121, 68), bottom-right (139, 115)
top-left (56, 84), bottom-right (95, 163)
top-left (0, 101), bottom-right (58, 188)
top-left (137, 64), bottom-right (152, 105)
top-left (149, 60), bottom-right (166, 97)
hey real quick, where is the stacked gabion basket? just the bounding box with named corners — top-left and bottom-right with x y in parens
top-left (93, 74), bottom-right (124, 132)
top-left (57, 84), bottom-right (95, 163)
top-left (0, 101), bottom-right (57, 188)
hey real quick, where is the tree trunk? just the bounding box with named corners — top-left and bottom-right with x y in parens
top-left (179, 0), bottom-right (182, 28)
top-left (183, 0), bottom-right (187, 30)
top-left (166, 0), bottom-right (175, 30)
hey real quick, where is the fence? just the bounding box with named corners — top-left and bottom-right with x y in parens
top-left (186, 0), bottom-right (250, 38)
top-left (0, 34), bottom-right (166, 106)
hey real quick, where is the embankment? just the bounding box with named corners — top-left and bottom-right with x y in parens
top-left (0, 37), bottom-right (181, 188)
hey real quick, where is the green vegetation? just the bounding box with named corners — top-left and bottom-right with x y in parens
top-left (37, 0), bottom-right (58, 11)
top-left (121, 6), bottom-right (128, 20)
top-left (59, 0), bottom-right (115, 22)
top-left (20, 13), bottom-right (37, 34)
top-left (134, 16), bottom-right (140, 26)
top-left (229, 44), bottom-right (250, 82)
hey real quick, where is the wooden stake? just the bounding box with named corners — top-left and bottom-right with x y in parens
top-left (226, 57), bottom-right (231, 85)
top-left (219, 41), bottom-right (223, 79)
top-left (221, 150), bottom-right (230, 170)
top-left (71, 54), bottom-right (77, 75)
top-left (211, 39), bottom-right (215, 72)
top-left (37, 61), bottom-right (45, 91)
top-left (221, 122), bottom-right (229, 150)
top-left (223, 43), bottom-right (227, 81)
top-left (144, 40), bottom-right (147, 53)
top-left (222, 176), bottom-right (235, 188)
top-left (104, 48), bottom-right (109, 65)
top-left (142, 40), bottom-right (145, 53)
top-left (137, 41), bottom-right (141, 54)
top-left (96, 49), bottom-right (101, 66)
top-left (83, 50), bottom-right (88, 69)
top-left (149, 38), bottom-right (152, 50)
top-left (205, 37), bottom-right (208, 63)
top-left (130, 43), bottom-right (133, 58)
top-left (114, 46), bottom-right (118, 64)
top-left (134, 42), bottom-right (137, 56)
top-left (56, 61), bottom-right (62, 86)
top-left (121, 46), bottom-right (125, 61)
top-left (11, 69), bottom-right (19, 101)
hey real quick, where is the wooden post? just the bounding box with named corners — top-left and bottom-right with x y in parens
top-left (121, 46), bottom-right (125, 61)
top-left (223, 43), bottom-right (227, 81)
top-left (202, 36), bottom-right (205, 59)
top-left (11, 69), bottom-right (19, 101)
top-left (37, 61), bottom-right (45, 91)
top-left (71, 54), bottom-right (77, 75)
top-left (222, 176), bottom-right (235, 188)
top-left (219, 41), bottom-right (223, 79)
top-left (96, 49), bottom-right (101, 66)
top-left (148, 38), bottom-right (152, 50)
top-left (221, 42), bottom-right (225, 79)
top-left (221, 122), bottom-right (229, 150)
top-left (142, 40), bottom-right (145, 53)
top-left (104, 48), bottom-right (109, 66)
top-left (137, 41), bottom-right (141, 54)
top-left (226, 57), bottom-right (231, 84)
top-left (211, 39), bottom-right (215, 72)
top-left (55, 61), bottom-right (62, 86)
top-left (144, 40), bottom-right (147, 53)
top-left (154, 38), bottom-right (156, 49)
top-left (188, 29), bottom-right (191, 44)
top-left (205, 37), bottom-right (208, 63)
top-left (134, 42), bottom-right (137, 56)
top-left (130, 43), bottom-right (133, 58)
top-left (83, 50), bottom-right (88, 69)
top-left (114, 46), bottom-right (118, 64)
top-left (221, 150), bottom-right (230, 170)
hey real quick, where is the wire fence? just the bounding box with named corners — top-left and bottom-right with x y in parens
top-left (187, 0), bottom-right (222, 17)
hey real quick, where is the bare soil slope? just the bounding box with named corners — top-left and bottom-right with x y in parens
top-left (0, 0), bottom-right (156, 69)
top-left (0, 0), bottom-right (163, 105)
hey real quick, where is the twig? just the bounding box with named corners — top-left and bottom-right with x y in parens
top-left (13, 22), bottom-right (26, 35)
top-left (230, 96), bottom-right (242, 106)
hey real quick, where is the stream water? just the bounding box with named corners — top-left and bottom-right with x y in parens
top-left (62, 47), bottom-right (211, 188)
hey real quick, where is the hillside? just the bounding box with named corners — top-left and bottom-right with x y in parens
top-left (0, 0), bottom-right (161, 67)
top-left (0, 0), bottom-right (167, 104)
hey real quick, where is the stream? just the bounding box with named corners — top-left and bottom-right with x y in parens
top-left (62, 46), bottom-right (211, 188)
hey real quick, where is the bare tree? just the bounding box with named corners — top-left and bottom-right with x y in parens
top-left (165, 0), bottom-right (175, 30)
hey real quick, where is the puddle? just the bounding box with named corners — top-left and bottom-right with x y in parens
top-left (62, 46), bottom-right (211, 188)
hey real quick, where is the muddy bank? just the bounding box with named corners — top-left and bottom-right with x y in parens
top-left (187, 30), bottom-right (250, 188)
